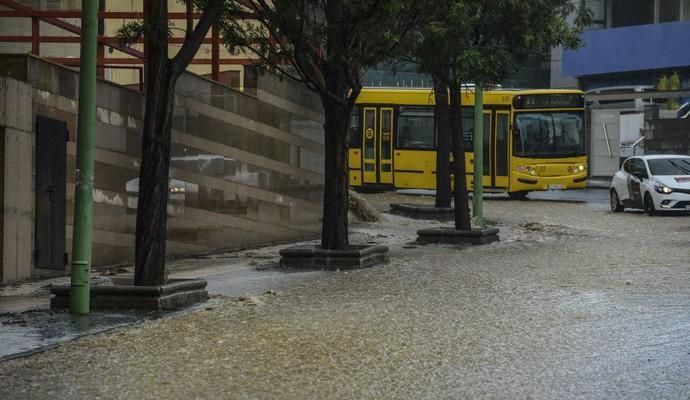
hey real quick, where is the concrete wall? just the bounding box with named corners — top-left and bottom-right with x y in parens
top-left (0, 78), bottom-right (34, 282)
top-left (0, 54), bottom-right (324, 283)
top-left (643, 118), bottom-right (690, 155)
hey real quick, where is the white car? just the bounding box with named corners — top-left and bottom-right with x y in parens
top-left (610, 155), bottom-right (690, 215)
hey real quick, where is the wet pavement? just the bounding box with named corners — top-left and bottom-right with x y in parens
top-left (1, 189), bottom-right (690, 399)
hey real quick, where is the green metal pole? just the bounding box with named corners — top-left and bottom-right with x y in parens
top-left (472, 86), bottom-right (484, 225)
top-left (70, 0), bottom-right (98, 315)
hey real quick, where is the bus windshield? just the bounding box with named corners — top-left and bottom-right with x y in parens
top-left (513, 112), bottom-right (585, 157)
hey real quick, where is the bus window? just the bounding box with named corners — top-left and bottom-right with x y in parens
top-left (513, 112), bottom-right (585, 157)
top-left (462, 107), bottom-right (473, 150)
top-left (397, 107), bottom-right (434, 149)
top-left (348, 109), bottom-right (361, 148)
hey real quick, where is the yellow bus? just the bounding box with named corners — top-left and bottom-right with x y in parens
top-left (348, 87), bottom-right (587, 199)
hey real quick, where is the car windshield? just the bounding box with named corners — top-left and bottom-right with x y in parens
top-left (647, 158), bottom-right (690, 175)
top-left (513, 112), bottom-right (585, 157)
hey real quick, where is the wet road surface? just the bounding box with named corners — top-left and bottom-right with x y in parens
top-left (1, 192), bottom-right (689, 399)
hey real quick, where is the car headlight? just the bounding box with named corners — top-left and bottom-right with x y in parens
top-left (654, 183), bottom-right (673, 194)
top-left (515, 165), bottom-right (537, 176)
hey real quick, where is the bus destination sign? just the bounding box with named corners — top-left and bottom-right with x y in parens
top-left (513, 94), bottom-right (584, 109)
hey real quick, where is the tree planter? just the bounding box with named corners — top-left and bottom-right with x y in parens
top-left (416, 227), bottom-right (499, 245)
top-left (389, 203), bottom-right (455, 221)
top-left (50, 278), bottom-right (208, 311)
top-left (279, 245), bottom-right (389, 270)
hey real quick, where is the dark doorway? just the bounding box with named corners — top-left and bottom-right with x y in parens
top-left (35, 115), bottom-right (67, 270)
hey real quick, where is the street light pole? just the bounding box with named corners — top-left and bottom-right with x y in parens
top-left (70, 0), bottom-right (98, 315)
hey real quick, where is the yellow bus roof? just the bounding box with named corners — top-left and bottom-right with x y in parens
top-left (356, 87), bottom-right (584, 106)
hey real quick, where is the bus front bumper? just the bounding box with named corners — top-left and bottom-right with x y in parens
top-left (511, 172), bottom-right (588, 192)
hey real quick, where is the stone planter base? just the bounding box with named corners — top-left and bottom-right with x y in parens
top-left (416, 227), bottom-right (500, 245)
top-left (279, 245), bottom-right (389, 270)
top-left (50, 278), bottom-right (208, 311)
top-left (390, 203), bottom-right (455, 221)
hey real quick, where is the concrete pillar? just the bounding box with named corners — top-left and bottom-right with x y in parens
top-left (0, 78), bottom-right (34, 283)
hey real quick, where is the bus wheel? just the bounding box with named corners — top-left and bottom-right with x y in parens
top-left (508, 191), bottom-right (529, 200)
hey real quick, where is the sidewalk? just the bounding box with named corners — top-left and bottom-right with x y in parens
top-left (0, 239), bottom-right (331, 362)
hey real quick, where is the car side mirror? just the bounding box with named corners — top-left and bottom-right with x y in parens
top-left (632, 168), bottom-right (647, 180)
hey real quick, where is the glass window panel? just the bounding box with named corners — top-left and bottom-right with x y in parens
top-left (496, 113), bottom-right (509, 176)
top-left (660, 0), bottom-right (681, 22)
top-left (513, 112), bottom-right (586, 157)
top-left (349, 109), bottom-right (360, 148)
top-left (397, 107), bottom-right (435, 149)
top-left (647, 158), bottom-right (690, 175)
top-left (462, 107), bottom-right (474, 150)
top-left (684, 0), bottom-right (690, 19)
top-left (364, 109), bottom-right (376, 158)
top-left (585, 0), bottom-right (606, 28)
top-left (382, 109), bottom-right (392, 133)
top-left (483, 113), bottom-right (491, 174)
top-left (381, 133), bottom-right (392, 160)
top-left (611, 0), bottom-right (653, 27)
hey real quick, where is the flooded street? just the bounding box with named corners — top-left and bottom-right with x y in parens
top-left (1, 192), bottom-right (689, 399)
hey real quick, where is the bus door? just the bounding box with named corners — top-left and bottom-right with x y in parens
top-left (494, 110), bottom-right (510, 188)
top-left (362, 106), bottom-right (394, 185)
top-left (479, 109), bottom-right (509, 189)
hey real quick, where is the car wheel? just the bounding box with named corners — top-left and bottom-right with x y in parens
top-left (508, 191), bottom-right (528, 200)
top-left (610, 189), bottom-right (624, 212)
top-left (644, 192), bottom-right (656, 216)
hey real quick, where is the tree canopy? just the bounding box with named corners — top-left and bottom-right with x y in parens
top-left (224, 0), bottom-right (422, 249)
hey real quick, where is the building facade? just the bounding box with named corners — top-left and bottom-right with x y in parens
top-left (560, 0), bottom-right (690, 91)
top-left (0, 55), bottom-right (324, 284)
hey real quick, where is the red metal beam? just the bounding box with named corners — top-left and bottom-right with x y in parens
top-left (0, 0), bottom-right (144, 59)
top-left (0, 36), bottom-right (220, 45)
top-left (49, 57), bottom-right (261, 66)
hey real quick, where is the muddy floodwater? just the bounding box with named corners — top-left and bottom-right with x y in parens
top-left (1, 193), bottom-right (689, 399)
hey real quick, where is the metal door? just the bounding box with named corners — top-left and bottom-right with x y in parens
top-left (361, 106), bottom-right (394, 186)
top-left (35, 115), bottom-right (67, 270)
top-left (589, 110), bottom-right (621, 177)
top-left (379, 108), bottom-right (394, 184)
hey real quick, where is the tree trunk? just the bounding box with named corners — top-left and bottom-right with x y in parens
top-left (433, 76), bottom-right (451, 208)
top-left (134, 65), bottom-right (177, 286)
top-left (450, 82), bottom-right (472, 231)
top-left (134, 1), bottom-right (175, 286)
top-left (321, 98), bottom-right (352, 250)
top-left (133, 0), bottom-right (222, 286)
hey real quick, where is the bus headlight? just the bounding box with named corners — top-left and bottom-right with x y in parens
top-left (654, 183), bottom-right (673, 194)
top-left (515, 165), bottom-right (537, 175)
top-left (568, 164), bottom-right (586, 173)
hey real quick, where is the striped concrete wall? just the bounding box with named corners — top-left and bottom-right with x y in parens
top-left (0, 54), bottom-right (324, 281)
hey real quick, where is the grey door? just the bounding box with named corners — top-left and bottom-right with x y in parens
top-left (35, 115), bottom-right (67, 270)
top-left (589, 110), bottom-right (621, 177)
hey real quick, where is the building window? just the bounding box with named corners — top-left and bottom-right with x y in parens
top-left (586, 0), bottom-right (606, 29)
top-left (659, 0), bottom-right (681, 22)
top-left (611, 0), bottom-right (654, 27)
top-left (684, 0), bottom-right (690, 19)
